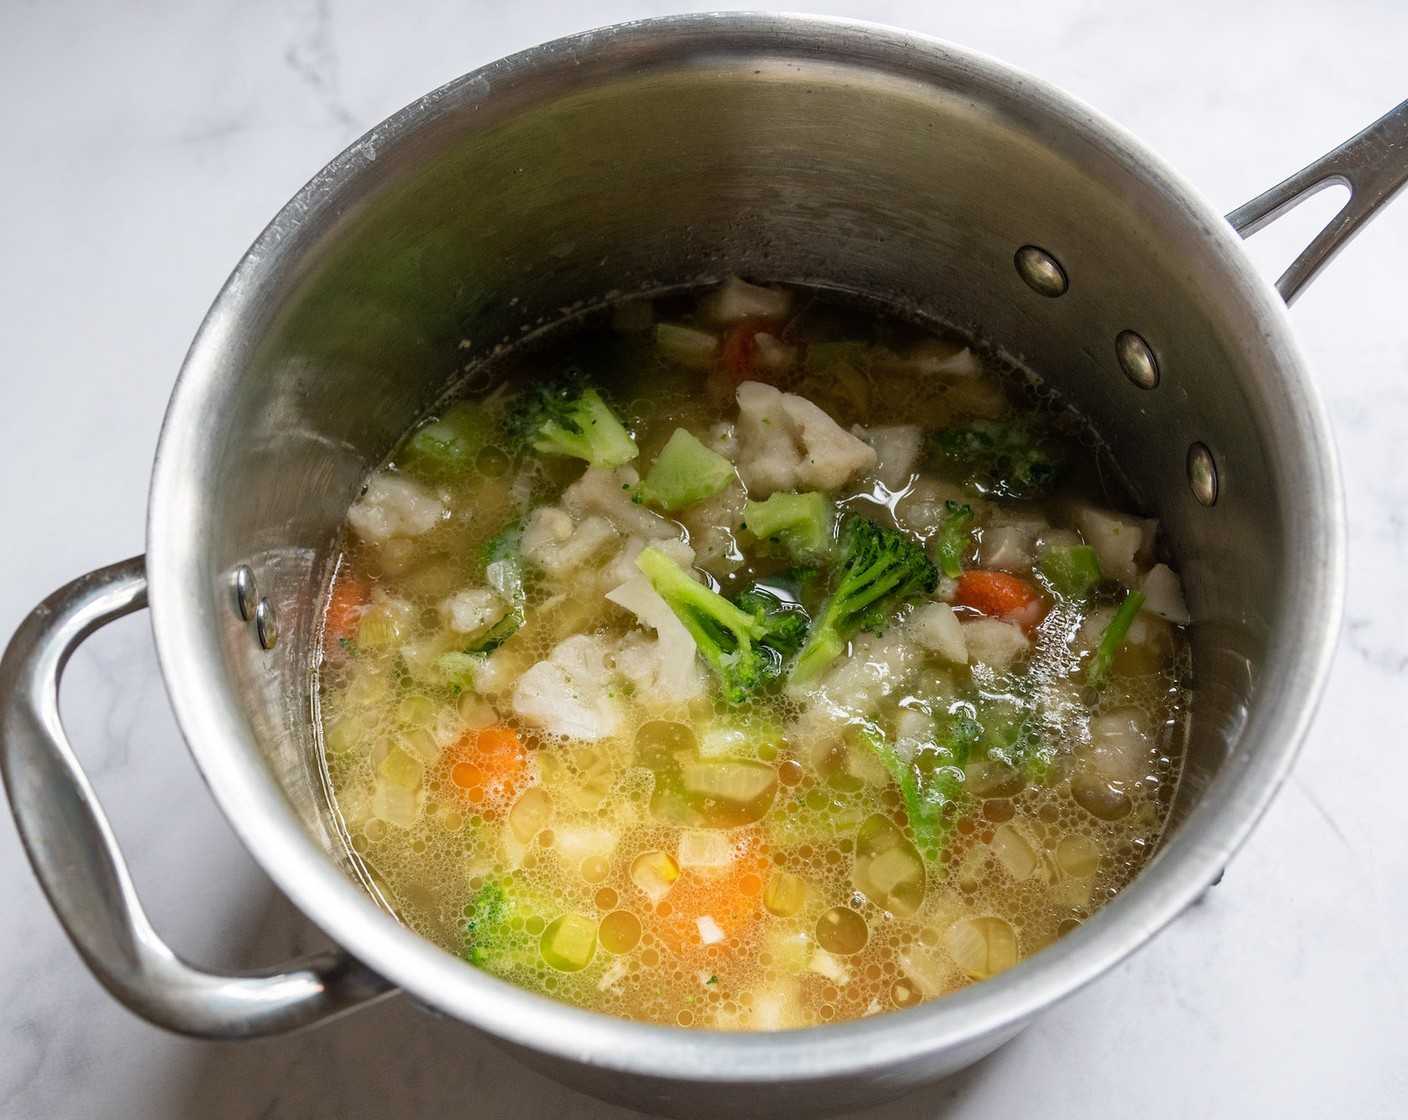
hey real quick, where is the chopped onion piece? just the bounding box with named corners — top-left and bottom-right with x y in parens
top-left (696, 915), bottom-right (726, 945)
top-left (679, 829), bottom-right (733, 870)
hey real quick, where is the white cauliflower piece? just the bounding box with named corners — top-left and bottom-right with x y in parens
top-left (703, 276), bottom-right (793, 324)
top-left (563, 466), bottom-right (676, 539)
top-left (796, 630), bottom-right (918, 720)
top-left (511, 634), bottom-right (623, 741)
top-left (961, 618), bottom-right (1030, 669)
top-left (907, 601), bottom-right (968, 664)
top-left (602, 535), bottom-right (696, 592)
top-left (606, 573), bottom-right (707, 705)
top-left (1076, 507), bottom-right (1157, 586)
top-left (441, 587), bottom-right (509, 637)
top-left (346, 473), bottom-right (444, 543)
top-left (734, 381), bottom-right (876, 498)
top-left (521, 508), bottom-right (620, 580)
top-left (1139, 563), bottom-right (1191, 624)
top-left (674, 482), bottom-right (746, 578)
top-left (851, 424), bottom-right (923, 491)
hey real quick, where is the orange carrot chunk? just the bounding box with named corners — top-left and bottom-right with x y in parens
top-left (954, 570), bottom-right (1045, 628)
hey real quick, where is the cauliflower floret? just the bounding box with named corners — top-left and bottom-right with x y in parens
top-left (734, 381), bottom-right (876, 498)
top-left (673, 482), bottom-right (746, 579)
top-left (441, 587), bottom-right (509, 637)
top-left (852, 424), bottom-right (923, 491)
top-left (521, 508), bottom-right (620, 580)
top-left (602, 534), bottom-right (696, 591)
top-left (1075, 506), bottom-right (1157, 586)
top-left (907, 601), bottom-right (967, 664)
top-left (605, 572), bottom-right (708, 706)
top-left (1139, 563), bottom-right (1190, 624)
top-left (794, 629), bottom-right (919, 720)
top-left (346, 473), bottom-right (444, 543)
top-left (511, 634), bottom-right (623, 741)
top-left (961, 618), bottom-right (1030, 670)
top-left (563, 466), bottom-right (677, 540)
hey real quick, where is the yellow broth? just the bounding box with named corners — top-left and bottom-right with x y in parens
top-left (316, 280), bottom-right (1190, 1030)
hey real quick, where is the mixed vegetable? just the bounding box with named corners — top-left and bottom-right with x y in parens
top-left (318, 278), bottom-right (1190, 1030)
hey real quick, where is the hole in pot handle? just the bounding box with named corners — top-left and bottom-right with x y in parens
top-left (1227, 98), bottom-right (1408, 305)
top-left (0, 556), bottom-right (395, 1038)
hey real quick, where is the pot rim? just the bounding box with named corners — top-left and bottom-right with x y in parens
top-left (145, 12), bottom-right (1344, 1082)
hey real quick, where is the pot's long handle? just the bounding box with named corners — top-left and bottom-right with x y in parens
top-left (1227, 98), bottom-right (1408, 304)
top-left (0, 557), bottom-right (395, 1038)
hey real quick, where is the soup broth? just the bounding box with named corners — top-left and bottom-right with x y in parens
top-left (317, 279), bottom-right (1190, 1030)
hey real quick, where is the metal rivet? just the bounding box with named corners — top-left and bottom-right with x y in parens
top-left (1014, 245), bottom-right (1068, 297)
top-left (1188, 442), bottom-right (1219, 506)
top-left (234, 565), bottom-right (258, 621)
top-left (255, 598), bottom-right (279, 650)
top-left (1116, 330), bottom-right (1160, 389)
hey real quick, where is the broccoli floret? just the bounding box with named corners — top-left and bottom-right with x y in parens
top-left (933, 500), bottom-right (974, 579)
top-left (859, 713), bottom-right (976, 862)
top-left (790, 515), bottom-right (939, 684)
top-left (398, 400), bottom-right (498, 480)
top-left (742, 491), bottom-right (835, 563)
top-left (507, 373), bottom-right (638, 467)
top-left (463, 880), bottom-right (514, 967)
top-left (931, 416), bottom-right (1068, 500)
top-left (635, 547), bottom-right (804, 703)
top-left (732, 585), bottom-right (810, 658)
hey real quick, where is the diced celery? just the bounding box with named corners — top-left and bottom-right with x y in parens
top-left (631, 850), bottom-right (680, 903)
top-left (697, 715), bottom-right (785, 761)
top-left (376, 744), bottom-right (423, 791)
top-left (371, 779), bottom-right (422, 829)
top-left (1038, 543), bottom-right (1103, 600)
top-left (637, 428), bottom-right (736, 510)
top-left (540, 913), bottom-right (598, 972)
top-left (852, 814), bottom-right (925, 918)
top-left (655, 322), bottom-right (719, 369)
top-left (324, 714), bottom-right (363, 756)
top-left (762, 871), bottom-right (807, 918)
top-left (437, 650), bottom-right (482, 693)
top-left (355, 609), bottom-right (400, 650)
top-left (742, 492), bottom-right (834, 563)
top-left (680, 760), bottom-right (779, 806)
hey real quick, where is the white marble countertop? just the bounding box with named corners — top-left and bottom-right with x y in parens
top-left (3, 2), bottom-right (1406, 1117)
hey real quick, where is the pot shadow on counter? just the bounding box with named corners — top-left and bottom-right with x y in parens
top-left (162, 881), bottom-right (1003, 1120)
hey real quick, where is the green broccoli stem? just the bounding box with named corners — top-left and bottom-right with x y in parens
top-left (791, 515), bottom-right (938, 685)
top-left (1088, 590), bottom-right (1146, 686)
top-left (934, 500), bottom-right (974, 579)
top-left (635, 546), bottom-right (773, 704)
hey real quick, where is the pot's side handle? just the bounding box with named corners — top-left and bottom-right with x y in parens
top-left (1227, 98), bottom-right (1408, 304)
top-left (0, 557), bottom-right (395, 1038)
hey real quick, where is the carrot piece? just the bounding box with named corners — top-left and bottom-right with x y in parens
top-left (708, 323), bottom-right (789, 393)
top-left (954, 570), bottom-right (1045, 628)
top-left (442, 724), bottom-right (528, 814)
top-left (654, 831), bottom-right (770, 956)
top-left (323, 573), bottom-right (371, 647)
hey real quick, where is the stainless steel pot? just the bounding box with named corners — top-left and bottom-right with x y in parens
top-left (3, 14), bottom-right (1403, 1118)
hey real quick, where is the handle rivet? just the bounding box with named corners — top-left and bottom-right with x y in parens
top-left (1116, 330), bottom-right (1160, 389)
top-left (255, 598), bottom-right (279, 650)
top-left (1014, 245), bottom-right (1068, 297)
top-left (1188, 443), bottom-right (1219, 507)
top-left (234, 566), bottom-right (258, 621)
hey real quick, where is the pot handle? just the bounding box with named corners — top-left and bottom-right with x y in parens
top-left (1226, 98), bottom-right (1408, 304)
top-left (0, 556), bottom-right (395, 1038)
